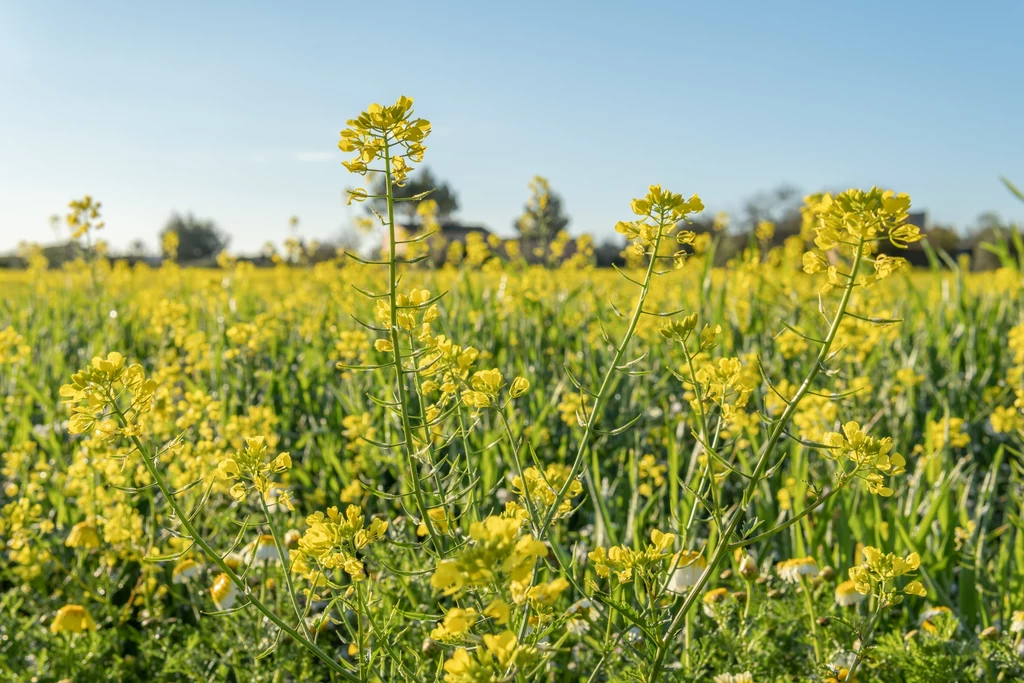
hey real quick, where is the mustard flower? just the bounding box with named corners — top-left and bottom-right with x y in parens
top-left (64, 521), bottom-right (100, 549)
top-left (51, 604), bottom-right (98, 634)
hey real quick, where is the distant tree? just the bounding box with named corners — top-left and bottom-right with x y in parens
top-left (368, 167), bottom-right (459, 225)
top-left (594, 238), bottom-right (625, 268)
top-left (513, 176), bottom-right (570, 243)
top-left (732, 184), bottom-right (804, 241)
top-left (975, 211), bottom-right (1006, 233)
top-left (129, 239), bottom-right (148, 258)
top-left (967, 212), bottom-right (1022, 270)
top-left (160, 213), bottom-right (229, 263)
top-left (921, 225), bottom-right (961, 253)
top-left (334, 227), bottom-right (362, 252)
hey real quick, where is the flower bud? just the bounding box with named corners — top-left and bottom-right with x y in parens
top-left (510, 377), bottom-right (530, 398)
top-left (739, 554), bottom-right (759, 580)
top-left (980, 626), bottom-right (1000, 640)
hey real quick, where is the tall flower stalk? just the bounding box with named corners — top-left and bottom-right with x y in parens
top-left (337, 98), bottom-right (444, 551)
top-left (537, 186), bottom-right (703, 543)
top-left (59, 353), bottom-right (362, 681)
top-left (649, 189), bottom-right (922, 680)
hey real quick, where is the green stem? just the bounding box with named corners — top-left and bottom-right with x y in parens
top-left (847, 600), bottom-right (883, 680)
top-left (729, 469), bottom-right (858, 550)
top-left (683, 608), bottom-right (693, 667)
top-left (258, 493), bottom-right (312, 641)
top-left (648, 237), bottom-right (866, 681)
top-left (742, 578), bottom-right (753, 622)
top-left (109, 403), bottom-right (360, 682)
top-left (381, 136), bottom-right (442, 554)
top-left (799, 575), bottom-right (822, 663)
top-left (495, 408), bottom-right (542, 533)
top-left (538, 211), bottom-right (669, 542)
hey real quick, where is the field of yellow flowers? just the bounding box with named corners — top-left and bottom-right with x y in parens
top-left (2, 98), bottom-right (1024, 682)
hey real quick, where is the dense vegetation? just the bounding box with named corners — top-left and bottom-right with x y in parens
top-left (1, 98), bottom-right (1023, 682)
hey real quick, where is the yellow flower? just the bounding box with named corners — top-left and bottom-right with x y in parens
top-left (510, 464), bottom-right (582, 520)
top-left (417, 507), bottom-right (451, 537)
top-left (776, 556), bottom-right (818, 583)
top-left (431, 560), bottom-right (465, 594)
top-left (822, 421), bottom-right (905, 497)
top-left (483, 630), bottom-right (521, 668)
top-left (0, 327), bottom-right (30, 365)
top-left (51, 604), bottom-right (98, 634)
top-left (210, 573), bottom-right (238, 610)
top-left (298, 505), bottom-right (388, 580)
top-left (430, 516), bottom-right (546, 595)
top-left (430, 607), bottom-right (478, 641)
top-left (835, 579), bottom-right (866, 606)
top-left (65, 521), bottom-right (100, 549)
top-left (848, 546), bottom-right (924, 605)
top-left (339, 96), bottom-right (429, 191)
top-left (516, 577), bottom-right (570, 607)
top-left (991, 406), bottom-right (1023, 434)
top-left (509, 376), bottom-right (530, 398)
top-left (650, 529), bottom-right (675, 553)
top-left (66, 195), bottom-right (104, 240)
top-left (1010, 610), bottom-right (1024, 633)
top-left (270, 452), bottom-right (292, 473)
top-left (442, 648), bottom-right (476, 680)
top-left (483, 598), bottom-right (511, 625)
top-left (925, 417), bottom-right (971, 449)
top-left (172, 558), bottom-right (203, 584)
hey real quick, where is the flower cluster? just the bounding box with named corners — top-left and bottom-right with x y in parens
top-left (374, 288), bottom-right (438, 344)
top-left (0, 327), bottom-right (30, 365)
top-left (615, 184), bottom-right (704, 260)
top-left (461, 368), bottom-right (505, 409)
top-left (430, 515), bottom-right (547, 595)
top-left (822, 421), bottom-right (906, 496)
top-left (339, 96), bottom-right (430, 188)
top-left (991, 322), bottom-right (1024, 434)
top-left (637, 454), bottom-right (667, 498)
top-left (690, 356), bottom-right (758, 420)
top-left (588, 529), bottom-right (676, 585)
top-left (429, 599), bottom-right (511, 643)
top-left (296, 504), bottom-right (388, 580)
top-left (848, 546), bottom-right (926, 607)
top-left (66, 195), bottom-right (104, 240)
top-left (216, 436), bottom-right (293, 507)
top-left (59, 352), bottom-right (158, 438)
top-left (509, 463), bottom-right (582, 520)
top-left (442, 630), bottom-right (536, 683)
top-left (802, 188), bottom-right (923, 291)
top-left (813, 188), bottom-right (922, 250)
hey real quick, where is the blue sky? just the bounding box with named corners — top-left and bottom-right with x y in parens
top-left (1, 1), bottom-right (1022, 254)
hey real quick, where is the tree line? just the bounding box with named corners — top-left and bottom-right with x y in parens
top-left (3, 172), bottom-right (1021, 269)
